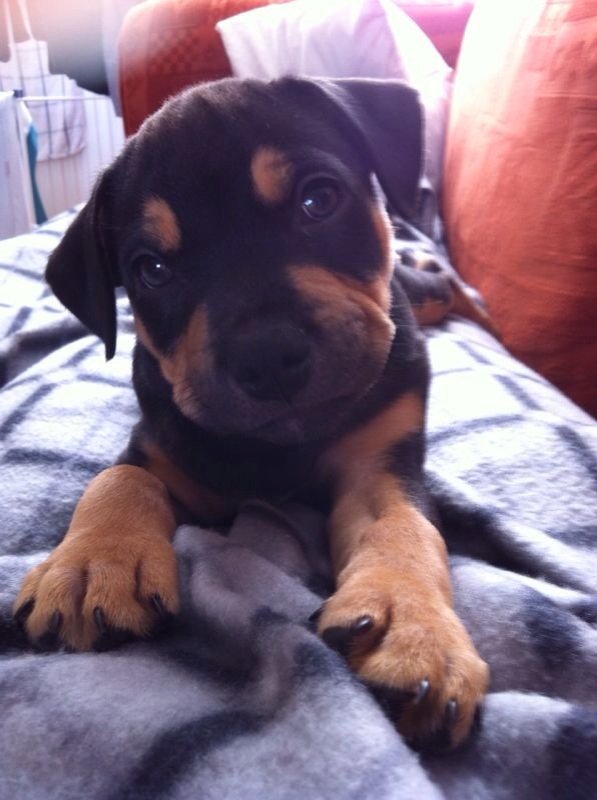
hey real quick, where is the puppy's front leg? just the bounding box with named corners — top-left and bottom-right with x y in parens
top-left (318, 396), bottom-right (488, 749)
top-left (14, 465), bottom-right (179, 651)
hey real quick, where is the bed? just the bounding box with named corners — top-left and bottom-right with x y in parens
top-left (1, 206), bottom-right (597, 799)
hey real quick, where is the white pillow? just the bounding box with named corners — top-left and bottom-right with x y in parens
top-left (216, 0), bottom-right (452, 197)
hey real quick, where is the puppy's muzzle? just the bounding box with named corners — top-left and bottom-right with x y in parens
top-left (228, 324), bottom-right (312, 401)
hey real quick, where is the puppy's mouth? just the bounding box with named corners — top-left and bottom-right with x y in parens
top-left (179, 379), bottom-right (368, 445)
top-left (246, 392), bottom-right (358, 444)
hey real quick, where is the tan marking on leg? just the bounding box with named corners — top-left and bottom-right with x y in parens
top-left (410, 279), bottom-right (499, 336)
top-left (413, 297), bottom-right (453, 326)
top-left (449, 279), bottom-right (501, 339)
top-left (14, 465), bottom-right (179, 651)
top-left (321, 392), bottom-right (424, 496)
top-left (142, 439), bottom-right (235, 524)
top-left (142, 196), bottom-right (181, 252)
top-left (321, 471), bottom-right (488, 747)
top-left (408, 252), bottom-right (499, 337)
top-left (317, 399), bottom-right (488, 747)
top-left (410, 254), bottom-right (439, 273)
top-left (250, 147), bottom-right (294, 205)
top-left (328, 474), bottom-right (451, 596)
top-left (320, 391), bottom-right (429, 579)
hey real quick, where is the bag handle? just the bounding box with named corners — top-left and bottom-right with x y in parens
top-left (16, 0), bottom-right (34, 39)
top-left (3, 0), bottom-right (36, 48)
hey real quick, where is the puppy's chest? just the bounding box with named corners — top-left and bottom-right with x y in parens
top-left (161, 427), bottom-right (331, 511)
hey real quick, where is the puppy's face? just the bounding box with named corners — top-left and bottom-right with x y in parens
top-left (47, 79), bottom-right (422, 445)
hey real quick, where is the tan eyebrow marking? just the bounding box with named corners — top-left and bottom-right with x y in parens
top-left (142, 196), bottom-right (181, 252)
top-left (251, 147), bottom-right (294, 205)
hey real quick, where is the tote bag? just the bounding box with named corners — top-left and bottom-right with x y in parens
top-left (0, 0), bottom-right (86, 161)
top-left (0, 90), bottom-right (33, 236)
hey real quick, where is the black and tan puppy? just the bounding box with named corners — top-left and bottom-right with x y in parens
top-left (14, 77), bottom-right (488, 749)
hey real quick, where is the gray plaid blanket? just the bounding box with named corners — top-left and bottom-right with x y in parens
top-left (1, 211), bottom-right (597, 800)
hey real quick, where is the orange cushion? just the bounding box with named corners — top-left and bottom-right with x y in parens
top-left (443, 0), bottom-right (597, 417)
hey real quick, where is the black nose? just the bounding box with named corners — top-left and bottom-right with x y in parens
top-left (229, 325), bottom-right (311, 401)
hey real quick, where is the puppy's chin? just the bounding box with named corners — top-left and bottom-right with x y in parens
top-left (178, 390), bottom-right (362, 445)
top-left (243, 393), bottom-right (359, 445)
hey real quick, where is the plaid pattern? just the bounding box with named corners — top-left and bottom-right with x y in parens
top-left (0, 53), bottom-right (86, 161)
top-left (149, 29), bottom-right (213, 76)
top-left (1, 213), bottom-right (597, 799)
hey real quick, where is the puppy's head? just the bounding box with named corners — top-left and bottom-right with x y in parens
top-left (47, 77), bottom-right (422, 444)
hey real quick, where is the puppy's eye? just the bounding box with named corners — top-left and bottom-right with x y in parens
top-left (134, 255), bottom-right (172, 288)
top-left (300, 179), bottom-right (341, 222)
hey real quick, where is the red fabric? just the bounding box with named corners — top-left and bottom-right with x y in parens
top-left (119, 0), bottom-right (285, 136)
top-left (443, 0), bottom-right (597, 417)
top-left (118, 0), bottom-right (472, 136)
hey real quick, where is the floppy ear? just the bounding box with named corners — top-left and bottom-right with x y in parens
top-left (45, 169), bottom-right (119, 360)
top-left (283, 78), bottom-right (423, 220)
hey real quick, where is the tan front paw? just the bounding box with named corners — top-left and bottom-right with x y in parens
top-left (13, 531), bottom-right (179, 652)
top-left (317, 570), bottom-right (489, 750)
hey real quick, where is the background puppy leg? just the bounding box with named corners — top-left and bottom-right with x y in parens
top-left (394, 258), bottom-right (498, 336)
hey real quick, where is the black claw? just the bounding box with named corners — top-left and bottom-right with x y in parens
top-left (422, 259), bottom-right (442, 274)
top-left (366, 681), bottom-right (414, 716)
top-left (415, 699), bottom-right (459, 753)
top-left (472, 703), bottom-right (483, 735)
top-left (93, 606), bottom-right (107, 635)
top-left (445, 699), bottom-right (458, 728)
top-left (92, 607), bottom-right (136, 651)
top-left (367, 678), bottom-right (431, 721)
top-left (48, 610), bottom-right (62, 634)
top-left (150, 594), bottom-right (171, 620)
top-left (351, 615), bottom-right (373, 635)
top-left (14, 598), bottom-right (35, 627)
top-left (34, 611), bottom-right (63, 652)
top-left (414, 678), bottom-right (430, 705)
top-left (150, 595), bottom-right (177, 636)
top-left (150, 594), bottom-right (165, 617)
top-left (321, 625), bottom-right (352, 659)
top-left (322, 616), bottom-right (380, 658)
